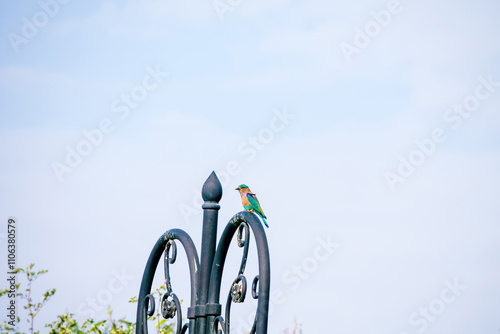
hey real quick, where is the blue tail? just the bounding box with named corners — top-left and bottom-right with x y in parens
top-left (257, 212), bottom-right (269, 228)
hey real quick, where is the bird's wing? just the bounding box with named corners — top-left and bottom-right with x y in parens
top-left (247, 193), bottom-right (266, 218)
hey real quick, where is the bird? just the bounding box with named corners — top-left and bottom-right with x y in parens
top-left (235, 184), bottom-right (268, 228)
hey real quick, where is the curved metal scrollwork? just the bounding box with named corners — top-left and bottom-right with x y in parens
top-left (207, 212), bottom-right (271, 334)
top-left (220, 222), bottom-right (250, 333)
top-left (160, 240), bottom-right (185, 334)
top-left (236, 223), bottom-right (250, 274)
top-left (164, 239), bottom-right (177, 294)
top-left (230, 274), bottom-right (247, 303)
top-left (214, 316), bottom-right (227, 334)
top-left (251, 275), bottom-right (259, 299)
top-left (145, 294), bottom-right (155, 317)
top-left (136, 229), bottom-right (200, 334)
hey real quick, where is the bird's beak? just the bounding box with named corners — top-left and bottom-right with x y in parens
top-left (235, 187), bottom-right (240, 190)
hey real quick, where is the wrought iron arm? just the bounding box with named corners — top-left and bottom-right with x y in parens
top-left (207, 211), bottom-right (271, 334)
top-left (136, 228), bottom-right (200, 334)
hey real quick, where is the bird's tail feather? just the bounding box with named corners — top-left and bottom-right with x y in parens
top-left (259, 213), bottom-right (269, 228)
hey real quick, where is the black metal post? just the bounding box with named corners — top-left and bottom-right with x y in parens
top-left (194, 171), bottom-right (222, 333)
top-left (136, 172), bottom-right (270, 334)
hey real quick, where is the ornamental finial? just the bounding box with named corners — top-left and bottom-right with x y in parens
top-left (202, 171), bottom-right (223, 203)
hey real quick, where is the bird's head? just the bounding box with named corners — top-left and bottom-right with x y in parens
top-left (235, 184), bottom-right (249, 192)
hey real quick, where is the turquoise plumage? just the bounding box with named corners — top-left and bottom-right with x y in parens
top-left (235, 184), bottom-right (268, 228)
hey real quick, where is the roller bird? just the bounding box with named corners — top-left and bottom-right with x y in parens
top-left (235, 184), bottom-right (268, 228)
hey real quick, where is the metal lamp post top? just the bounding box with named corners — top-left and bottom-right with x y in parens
top-left (136, 171), bottom-right (270, 334)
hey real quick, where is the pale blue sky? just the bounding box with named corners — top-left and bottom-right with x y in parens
top-left (1, 0), bottom-right (499, 333)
